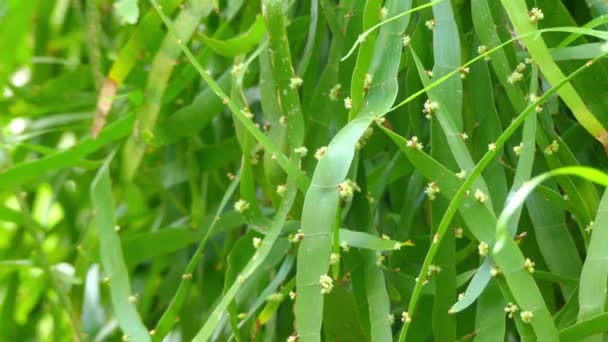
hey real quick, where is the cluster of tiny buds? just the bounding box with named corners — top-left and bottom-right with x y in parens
top-left (379, 7), bottom-right (388, 20)
top-left (544, 140), bottom-right (559, 155)
top-left (507, 64), bottom-right (526, 84)
top-left (585, 221), bottom-right (594, 234)
top-left (289, 76), bottom-right (303, 89)
top-left (341, 240), bottom-right (350, 252)
top-left (425, 19), bottom-right (436, 30)
top-left (329, 84), bottom-right (342, 101)
top-left (406, 136), bottom-right (424, 150)
top-left (474, 189), bottom-right (488, 203)
top-left (234, 199), bottom-right (250, 213)
top-left (376, 252), bottom-right (386, 267)
top-left (294, 146), bottom-right (308, 157)
top-left (387, 313), bottom-right (395, 324)
top-left (477, 45), bottom-right (491, 61)
top-left (459, 66), bottom-right (470, 79)
top-left (338, 179), bottom-right (361, 200)
top-left (456, 170), bottom-right (466, 180)
top-left (402, 34), bottom-right (411, 47)
top-left (402, 311), bottom-right (412, 323)
top-left (478, 241), bottom-right (489, 256)
top-left (488, 142), bottom-right (497, 151)
top-left (520, 310), bottom-right (534, 323)
top-left (253, 237), bottom-right (262, 249)
top-left (242, 108), bottom-right (253, 119)
top-left (289, 291), bottom-right (297, 300)
top-left (287, 335), bottom-right (298, 342)
top-left (423, 99), bottom-right (439, 119)
top-left (459, 132), bottom-right (469, 142)
top-left (524, 258), bottom-right (535, 273)
top-left (425, 182), bottom-right (440, 201)
top-left (315, 146), bottom-right (328, 160)
top-left (454, 227), bottom-right (463, 238)
top-left (458, 292), bottom-right (465, 301)
top-left (276, 184), bottom-right (287, 197)
top-left (490, 267), bottom-right (501, 277)
top-left (504, 302), bottom-right (519, 318)
top-left (330, 252), bottom-right (340, 265)
top-left (427, 264), bottom-right (442, 276)
top-left (289, 229), bottom-right (304, 243)
top-left (513, 142), bottom-right (524, 156)
top-left (363, 73), bottom-right (373, 91)
top-left (529, 7), bottom-right (544, 23)
top-left (344, 97), bottom-right (353, 109)
top-left (319, 274), bottom-right (334, 294)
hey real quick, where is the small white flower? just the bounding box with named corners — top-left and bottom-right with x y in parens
top-left (529, 7), bottom-right (544, 23)
top-left (454, 227), bottom-right (463, 238)
top-left (456, 170), bottom-right (467, 180)
top-left (329, 84), bottom-right (342, 101)
top-left (478, 45), bottom-right (491, 61)
top-left (459, 132), bottom-right (469, 141)
top-left (338, 179), bottom-right (361, 199)
top-left (379, 7), bottom-right (388, 20)
top-left (427, 264), bottom-right (442, 276)
top-left (242, 108), bottom-right (254, 119)
top-left (393, 242), bottom-right (402, 250)
top-left (544, 140), bottom-right (559, 155)
top-left (488, 143), bottom-right (497, 151)
top-left (491, 267), bottom-right (501, 277)
top-left (290, 76), bottom-right (303, 89)
top-left (406, 136), bottom-right (424, 150)
top-left (507, 71), bottom-right (524, 84)
top-left (330, 253), bottom-right (340, 265)
top-left (425, 70), bottom-right (434, 78)
top-left (376, 252), bottom-right (385, 267)
top-left (287, 335), bottom-right (298, 342)
top-left (401, 311), bottom-right (412, 323)
top-left (424, 182), bottom-right (441, 201)
top-left (294, 146), bottom-right (308, 157)
top-left (253, 237), bottom-right (262, 249)
top-left (314, 146), bottom-right (328, 160)
top-left (520, 310), bottom-right (534, 323)
top-left (341, 241), bottom-right (350, 252)
top-left (516, 63), bottom-right (527, 72)
top-left (425, 19), bottom-right (436, 30)
top-left (513, 142), bottom-right (524, 156)
top-left (504, 303), bottom-right (519, 318)
top-left (387, 313), bottom-right (395, 324)
top-left (524, 258), bottom-right (535, 273)
top-left (585, 221), bottom-right (594, 233)
top-left (276, 184), bottom-right (287, 197)
top-left (402, 35), bottom-right (411, 47)
top-left (234, 199), bottom-right (250, 213)
top-left (423, 99), bottom-right (439, 119)
top-left (363, 73), bottom-right (373, 91)
top-left (478, 241), bottom-right (489, 256)
top-left (474, 189), bottom-right (488, 203)
top-left (320, 274), bottom-right (334, 294)
top-left (459, 66), bottom-right (470, 79)
top-left (289, 229), bottom-right (304, 243)
top-left (279, 115), bottom-right (287, 126)
top-left (344, 97), bottom-right (353, 109)
top-left (289, 291), bottom-right (297, 300)
top-left (458, 292), bottom-right (465, 301)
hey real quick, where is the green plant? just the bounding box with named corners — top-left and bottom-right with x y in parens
top-left (3, 0), bottom-right (608, 341)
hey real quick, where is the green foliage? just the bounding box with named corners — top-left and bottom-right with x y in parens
top-left (4, 0), bottom-right (608, 341)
